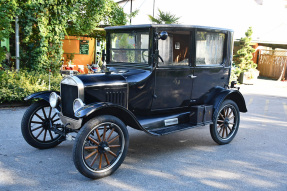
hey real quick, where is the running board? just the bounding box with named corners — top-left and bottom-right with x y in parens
top-left (136, 105), bottom-right (213, 136)
top-left (137, 112), bottom-right (190, 131)
top-left (148, 122), bottom-right (212, 136)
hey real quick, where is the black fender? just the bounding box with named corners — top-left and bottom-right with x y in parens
top-left (75, 102), bottom-right (155, 135)
top-left (24, 91), bottom-right (60, 102)
top-left (202, 86), bottom-right (247, 120)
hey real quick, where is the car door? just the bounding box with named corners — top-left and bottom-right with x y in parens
top-left (191, 30), bottom-right (230, 102)
top-left (151, 30), bottom-right (193, 110)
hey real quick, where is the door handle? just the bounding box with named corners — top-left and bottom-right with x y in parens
top-left (188, 74), bottom-right (197, 79)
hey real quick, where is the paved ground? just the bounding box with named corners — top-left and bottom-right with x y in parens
top-left (0, 78), bottom-right (287, 191)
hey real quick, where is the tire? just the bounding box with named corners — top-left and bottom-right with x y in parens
top-left (21, 100), bottom-right (64, 149)
top-left (210, 99), bottom-right (240, 145)
top-left (73, 115), bottom-right (129, 179)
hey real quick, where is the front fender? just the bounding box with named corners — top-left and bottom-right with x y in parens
top-left (75, 102), bottom-right (156, 135)
top-left (24, 91), bottom-right (60, 102)
top-left (75, 102), bottom-right (112, 118)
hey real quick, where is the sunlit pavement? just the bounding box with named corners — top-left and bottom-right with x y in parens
top-left (0, 78), bottom-right (286, 191)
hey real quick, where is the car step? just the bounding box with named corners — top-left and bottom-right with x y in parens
top-left (137, 109), bottom-right (213, 136)
top-left (137, 112), bottom-right (190, 131)
top-left (148, 123), bottom-right (207, 136)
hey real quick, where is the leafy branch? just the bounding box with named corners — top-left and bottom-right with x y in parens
top-left (148, 9), bottom-right (180, 24)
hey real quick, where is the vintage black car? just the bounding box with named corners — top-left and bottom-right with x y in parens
top-left (21, 24), bottom-right (247, 179)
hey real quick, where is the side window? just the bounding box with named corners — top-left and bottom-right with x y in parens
top-left (158, 31), bottom-right (190, 67)
top-left (196, 31), bottom-right (225, 65)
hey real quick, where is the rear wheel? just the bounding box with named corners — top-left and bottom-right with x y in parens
top-left (210, 100), bottom-right (240, 145)
top-left (73, 115), bottom-right (129, 179)
top-left (21, 100), bottom-right (64, 149)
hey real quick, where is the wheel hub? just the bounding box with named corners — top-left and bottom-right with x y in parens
top-left (223, 118), bottom-right (230, 127)
top-left (98, 142), bottom-right (109, 154)
top-left (43, 119), bottom-right (52, 130)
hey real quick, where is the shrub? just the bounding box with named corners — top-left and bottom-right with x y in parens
top-left (0, 70), bottom-right (62, 103)
top-left (232, 27), bottom-right (256, 78)
top-left (230, 64), bottom-right (242, 83)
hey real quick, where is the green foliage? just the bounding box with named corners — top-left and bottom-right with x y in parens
top-left (0, 0), bottom-right (128, 103)
top-left (233, 27), bottom-right (257, 78)
top-left (1, 0), bottom-right (127, 73)
top-left (230, 64), bottom-right (242, 83)
top-left (0, 0), bottom-right (17, 63)
top-left (18, 0), bottom-right (74, 73)
top-left (0, 70), bottom-right (62, 103)
top-left (66, 53), bottom-right (75, 62)
top-left (66, 0), bottom-right (127, 37)
top-left (148, 9), bottom-right (180, 24)
top-left (127, 9), bottom-right (139, 21)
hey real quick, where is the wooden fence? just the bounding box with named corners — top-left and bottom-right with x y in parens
top-left (258, 50), bottom-right (287, 80)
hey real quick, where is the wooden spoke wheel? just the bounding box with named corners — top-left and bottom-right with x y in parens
top-left (210, 100), bottom-right (240, 145)
top-left (73, 115), bottom-right (129, 179)
top-left (21, 100), bottom-right (64, 149)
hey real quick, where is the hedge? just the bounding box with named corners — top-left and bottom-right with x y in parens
top-left (0, 70), bottom-right (62, 103)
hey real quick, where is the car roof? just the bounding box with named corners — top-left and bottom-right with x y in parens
top-left (104, 24), bottom-right (233, 32)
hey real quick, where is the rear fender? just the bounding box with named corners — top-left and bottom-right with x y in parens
top-left (204, 86), bottom-right (247, 120)
top-left (24, 91), bottom-right (60, 102)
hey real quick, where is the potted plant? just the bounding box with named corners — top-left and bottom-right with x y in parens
top-left (66, 53), bottom-right (75, 70)
top-left (233, 27), bottom-right (259, 84)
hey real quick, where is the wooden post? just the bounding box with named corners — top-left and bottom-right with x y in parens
top-left (278, 58), bottom-right (287, 81)
top-left (15, 16), bottom-right (20, 70)
top-left (130, 0), bottom-right (132, 24)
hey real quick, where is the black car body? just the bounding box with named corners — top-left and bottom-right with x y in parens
top-left (22, 24), bottom-right (247, 179)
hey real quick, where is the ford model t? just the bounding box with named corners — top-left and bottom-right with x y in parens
top-left (21, 24), bottom-right (247, 179)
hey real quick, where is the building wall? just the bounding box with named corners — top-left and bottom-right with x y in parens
top-left (62, 36), bottom-right (95, 73)
top-left (252, 43), bottom-right (259, 64)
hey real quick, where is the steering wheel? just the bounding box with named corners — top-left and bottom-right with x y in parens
top-left (142, 50), bottom-right (148, 63)
top-left (158, 55), bottom-right (164, 63)
top-left (142, 50), bottom-right (164, 64)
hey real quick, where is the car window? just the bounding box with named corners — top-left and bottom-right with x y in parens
top-left (110, 32), bottom-right (149, 64)
top-left (158, 31), bottom-right (190, 67)
top-left (196, 31), bottom-right (225, 66)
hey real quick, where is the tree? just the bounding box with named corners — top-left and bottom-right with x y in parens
top-left (148, 9), bottom-right (180, 24)
top-left (3, 0), bottom-right (127, 73)
top-left (0, 0), bottom-right (17, 65)
top-left (233, 27), bottom-right (257, 75)
top-left (66, 0), bottom-right (127, 37)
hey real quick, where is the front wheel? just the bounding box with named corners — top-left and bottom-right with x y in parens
top-left (21, 100), bottom-right (64, 149)
top-left (73, 115), bottom-right (129, 179)
top-left (210, 100), bottom-right (240, 145)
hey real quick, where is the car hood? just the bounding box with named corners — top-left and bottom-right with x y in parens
top-left (76, 68), bottom-right (152, 88)
top-left (76, 72), bottom-right (127, 88)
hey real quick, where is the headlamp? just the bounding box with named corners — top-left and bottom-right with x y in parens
top-left (73, 98), bottom-right (85, 113)
top-left (49, 92), bottom-right (60, 108)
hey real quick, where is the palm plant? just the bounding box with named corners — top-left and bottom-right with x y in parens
top-left (148, 9), bottom-right (180, 24)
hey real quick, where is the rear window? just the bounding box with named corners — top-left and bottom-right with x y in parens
top-left (196, 31), bottom-right (225, 65)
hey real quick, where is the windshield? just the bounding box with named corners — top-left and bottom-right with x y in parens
top-left (110, 31), bottom-right (149, 64)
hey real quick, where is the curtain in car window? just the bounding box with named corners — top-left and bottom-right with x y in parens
top-left (158, 34), bottom-right (173, 64)
top-left (196, 32), bottom-right (225, 65)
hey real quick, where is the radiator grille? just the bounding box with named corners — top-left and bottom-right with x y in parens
top-left (105, 91), bottom-right (126, 107)
top-left (61, 84), bottom-right (78, 119)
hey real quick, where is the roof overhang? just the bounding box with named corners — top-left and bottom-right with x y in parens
top-left (234, 39), bottom-right (287, 50)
